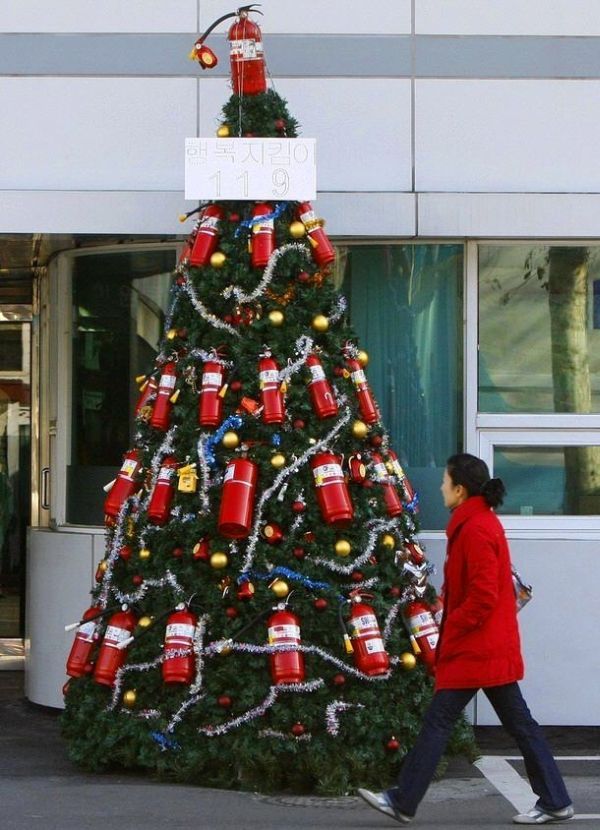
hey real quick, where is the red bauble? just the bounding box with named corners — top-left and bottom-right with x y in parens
top-left (225, 606), bottom-right (239, 619)
top-left (293, 547), bottom-right (305, 560)
top-left (332, 673), bottom-right (346, 686)
top-left (119, 545), bottom-right (132, 561)
top-left (293, 418), bottom-right (306, 430)
top-left (370, 435), bottom-right (384, 447)
top-left (304, 531), bottom-right (316, 543)
top-left (389, 586), bottom-right (402, 598)
top-left (297, 271), bottom-right (311, 283)
top-left (176, 276), bottom-right (185, 286)
top-left (291, 722), bottom-right (306, 737)
top-left (217, 695), bottom-right (233, 708)
top-left (177, 327), bottom-right (188, 339)
top-left (351, 571), bottom-right (364, 582)
top-left (362, 479), bottom-right (375, 489)
top-left (275, 118), bottom-right (286, 131)
top-left (333, 366), bottom-right (345, 377)
top-left (313, 598), bottom-right (328, 612)
top-left (230, 380), bottom-right (242, 392)
top-left (224, 314), bottom-right (234, 324)
top-left (369, 555), bottom-right (378, 566)
top-left (292, 500), bottom-right (306, 514)
top-left (62, 681), bottom-right (70, 696)
top-left (132, 574), bottom-right (143, 586)
top-left (229, 213), bottom-right (240, 222)
top-left (172, 546), bottom-right (184, 559)
top-left (386, 737), bottom-right (400, 751)
top-left (193, 538), bottom-right (210, 561)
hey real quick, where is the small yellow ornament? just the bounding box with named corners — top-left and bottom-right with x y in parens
top-left (138, 616), bottom-right (152, 629)
top-left (98, 560), bottom-right (108, 574)
top-left (381, 534), bottom-right (396, 550)
top-left (352, 420), bottom-right (368, 439)
top-left (270, 579), bottom-right (289, 598)
top-left (268, 309), bottom-right (285, 326)
top-left (312, 314), bottom-right (329, 332)
top-left (123, 689), bottom-right (137, 707)
top-left (271, 452), bottom-right (286, 469)
top-left (385, 461), bottom-right (394, 474)
top-left (357, 350), bottom-right (369, 367)
top-left (139, 548), bottom-right (151, 560)
top-left (399, 652), bottom-right (417, 671)
top-left (335, 539), bottom-right (352, 557)
top-left (289, 220), bottom-right (306, 238)
top-left (222, 431), bottom-right (240, 449)
top-left (177, 464), bottom-right (198, 493)
top-left (166, 328), bottom-right (177, 341)
top-left (210, 251), bottom-right (226, 268)
top-left (217, 124), bottom-right (230, 137)
top-left (210, 551), bottom-right (229, 569)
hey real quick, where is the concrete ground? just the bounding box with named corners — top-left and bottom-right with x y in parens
top-left (2, 671), bottom-right (599, 830)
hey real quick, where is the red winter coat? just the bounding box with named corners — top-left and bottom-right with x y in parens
top-left (434, 495), bottom-right (524, 690)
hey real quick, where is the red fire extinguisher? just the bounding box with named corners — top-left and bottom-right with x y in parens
top-left (387, 449), bottom-right (415, 503)
top-left (296, 202), bottom-right (336, 267)
top-left (93, 606), bottom-right (137, 687)
top-left (346, 358), bottom-right (380, 425)
top-left (259, 353), bottom-right (285, 424)
top-left (178, 239), bottom-right (193, 267)
top-left (306, 353), bottom-right (338, 419)
top-left (162, 604), bottom-right (198, 685)
top-left (430, 595), bottom-right (444, 628)
top-left (134, 375), bottom-right (158, 417)
top-left (218, 457), bottom-right (259, 539)
top-left (103, 449), bottom-right (142, 520)
top-left (345, 591), bottom-right (390, 677)
top-left (228, 8), bottom-right (267, 96)
top-left (267, 604), bottom-right (305, 685)
top-left (150, 361), bottom-right (178, 431)
top-left (147, 456), bottom-right (178, 526)
top-left (65, 606), bottom-right (102, 678)
top-left (189, 205), bottom-right (224, 267)
top-left (403, 599), bottom-right (439, 674)
top-left (310, 452), bottom-right (354, 527)
top-left (198, 360), bottom-right (226, 428)
top-left (371, 452), bottom-right (403, 517)
top-left (250, 203), bottom-right (275, 268)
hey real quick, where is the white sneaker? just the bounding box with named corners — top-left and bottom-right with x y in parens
top-left (513, 805), bottom-right (574, 824)
top-left (356, 788), bottom-right (412, 824)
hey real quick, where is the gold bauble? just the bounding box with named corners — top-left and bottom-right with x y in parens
top-left (139, 548), bottom-right (151, 560)
top-left (352, 420), bottom-right (368, 439)
top-left (210, 251), bottom-right (226, 268)
top-left (335, 539), bottom-right (352, 557)
top-left (217, 124), bottom-right (230, 137)
top-left (271, 452), bottom-right (286, 469)
top-left (222, 431), bottom-right (240, 449)
top-left (271, 579), bottom-right (289, 598)
top-left (312, 314), bottom-right (329, 332)
top-left (268, 309), bottom-right (285, 326)
top-left (210, 552), bottom-right (229, 569)
top-left (166, 328), bottom-right (177, 341)
top-left (381, 534), bottom-right (396, 550)
top-left (357, 350), bottom-right (369, 367)
top-left (289, 220), bottom-right (306, 238)
top-left (123, 689), bottom-right (137, 707)
top-left (98, 560), bottom-right (108, 573)
top-left (399, 652), bottom-right (417, 671)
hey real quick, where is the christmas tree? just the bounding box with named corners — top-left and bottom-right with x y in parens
top-left (61, 7), bottom-right (474, 794)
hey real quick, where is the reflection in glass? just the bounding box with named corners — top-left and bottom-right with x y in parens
top-left (343, 245), bottom-right (464, 529)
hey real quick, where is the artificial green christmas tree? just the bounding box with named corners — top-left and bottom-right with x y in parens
top-left (62, 7), bottom-right (474, 793)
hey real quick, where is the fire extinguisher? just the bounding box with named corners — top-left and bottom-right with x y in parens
top-left (250, 203), bottom-right (275, 268)
top-left (93, 606), bottom-right (137, 687)
top-left (134, 375), bottom-right (158, 417)
top-left (189, 205), bottom-right (224, 267)
top-left (198, 360), bottom-right (226, 428)
top-left (103, 449), bottom-right (142, 520)
top-left (371, 452), bottom-right (403, 517)
top-left (162, 604), bottom-right (198, 685)
top-left (259, 352), bottom-right (285, 424)
top-left (178, 239), bottom-right (193, 267)
top-left (267, 604), bottom-right (305, 685)
top-left (65, 606), bottom-right (103, 678)
top-left (306, 353), bottom-right (338, 419)
top-left (387, 449), bottom-right (415, 503)
top-left (218, 457), bottom-right (259, 539)
top-left (296, 202), bottom-right (336, 267)
top-left (343, 591), bottom-right (390, 677)
top-left (430, 595), bottom-right (444, 628)
top-left (310, 451), bottom-right (354, 527)
top-left (346, 358), bottom-right (380, 425)
top-left (147, 456), bottom-right (178, 526)
top-left (403, 599), bottom-right (439, 674)
top-left (150, 361), bottom-right (178, 431)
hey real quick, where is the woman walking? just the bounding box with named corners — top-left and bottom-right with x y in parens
top-left (358, 453), bottom-right (574, 825)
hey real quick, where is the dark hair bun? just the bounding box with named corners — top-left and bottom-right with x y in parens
top-left (481, 477), bottom-right (506, 508)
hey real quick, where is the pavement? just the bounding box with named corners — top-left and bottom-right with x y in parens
top-left (2, 671), bottom-right (599, 830)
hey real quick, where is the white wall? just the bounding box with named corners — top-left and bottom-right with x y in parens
top-left (0, 1), bottom-right (198, 32)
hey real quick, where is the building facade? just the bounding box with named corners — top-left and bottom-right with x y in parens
top-left (0, 1), bottom-right (599, 723)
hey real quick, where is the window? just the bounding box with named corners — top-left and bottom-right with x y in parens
top-left (343, 244), bottom-right (464, 530)
top-left (67, 248), bottom-right (176, 525)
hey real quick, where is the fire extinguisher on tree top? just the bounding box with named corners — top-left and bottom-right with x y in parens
top-left (341, 591), bottom-right (390, 677)
top-left (306, 353), bottom-right (338, 419)
top-left (259, 351), bottom-right (285, 424)
top-left (403, 598), bottom-right (439, 675)
top-left (103, 449), bottom-right (142, 521)
top-left (150, 361), bottom-right (178, 431)
top-left (162, 604), bottom-right (198, 685)
top-left (93, 606), bottom-right (137, 687)
top-left (267, 604), bottom-right (305, 685)
top-left (147, 455), bottom-right (179, 526)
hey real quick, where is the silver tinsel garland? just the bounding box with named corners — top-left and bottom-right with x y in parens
top-left (222, 242), bottom-right (310, 304)
top-left (313, 518), bottom-right (400, 576)
top-left (181, 270), bottom-right (240, 337)
top-left (325, 700), bottom-right (365, 737)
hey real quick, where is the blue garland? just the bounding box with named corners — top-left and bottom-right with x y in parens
top-left (242, 567), bottom-right (349, 604)
top-left (150, 731), bottom-right (180, 752)
top-left (234, 202), bottom-right (288, 237)
top-left (204, 415), bottom-right (244, 467)
top-left (405, 492), bottom-right (420, 514)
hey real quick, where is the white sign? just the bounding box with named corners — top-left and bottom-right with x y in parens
top-left (185, 137), bottom-right (316, 201)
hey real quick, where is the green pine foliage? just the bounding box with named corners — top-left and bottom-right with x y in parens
top-left (61, 87), bottom-right (476, 794)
